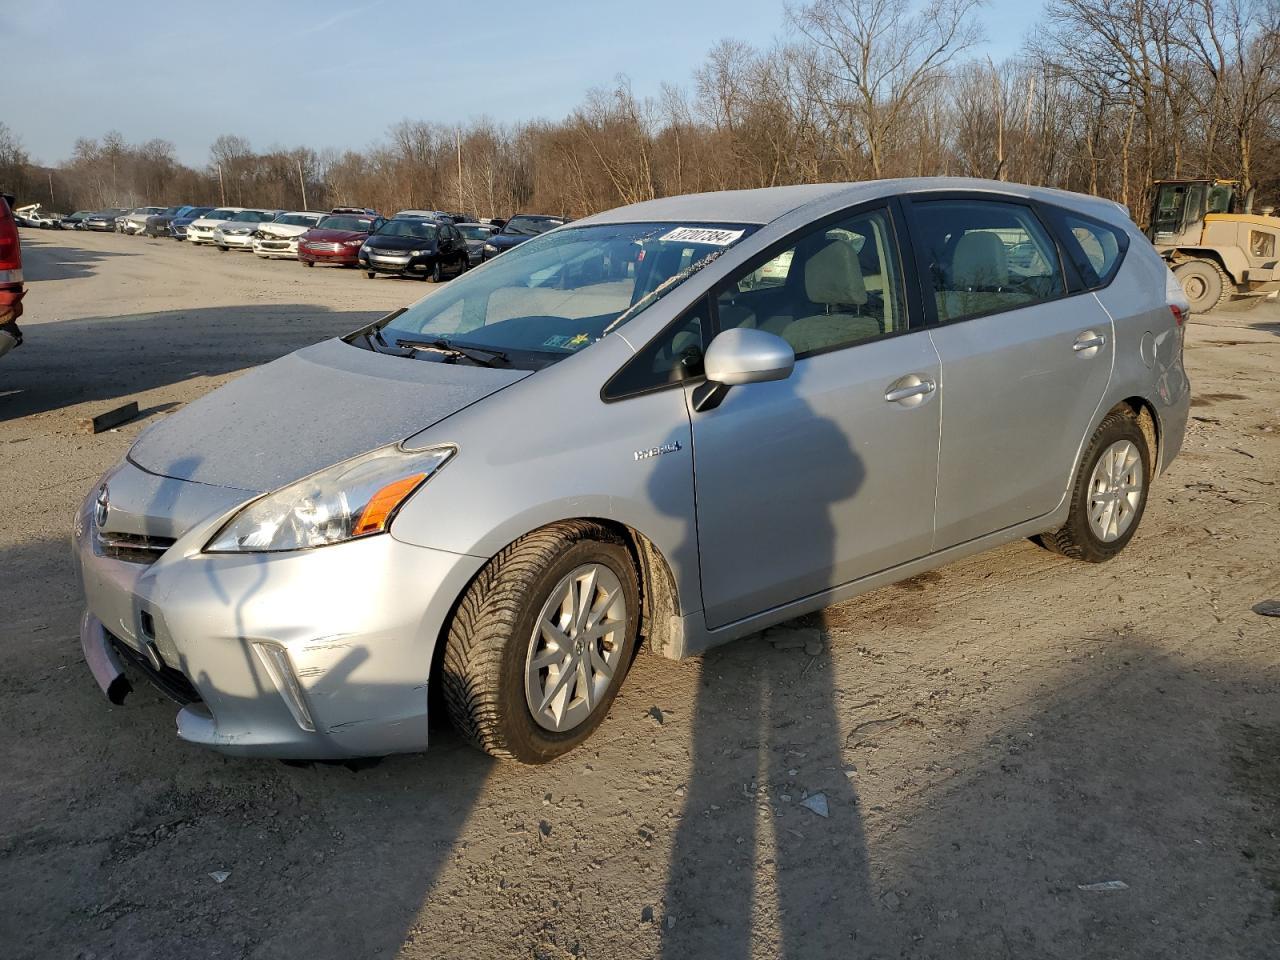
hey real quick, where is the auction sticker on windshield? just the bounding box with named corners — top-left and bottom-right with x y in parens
top-left (658, 226), bottom-right (746, 245)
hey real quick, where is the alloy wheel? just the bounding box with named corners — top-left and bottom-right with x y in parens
top-left (1087, 439), bottom-right (1144, 542)
top-left (524, 563), bottom-right (627, 733)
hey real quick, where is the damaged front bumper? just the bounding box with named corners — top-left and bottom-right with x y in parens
top-left (72, 463), bottom-right (485, 758)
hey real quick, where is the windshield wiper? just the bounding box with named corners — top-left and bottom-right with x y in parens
top-left (394, 337), bottom-right (509, 367)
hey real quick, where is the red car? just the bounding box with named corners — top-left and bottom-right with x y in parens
top-left (297, 211), bottom-right (385, 267)
top-left (0, 193), bottom-right (24, 358)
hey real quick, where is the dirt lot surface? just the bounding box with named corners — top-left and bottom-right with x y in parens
top-left (2, 227), bottom-right (1279, 959)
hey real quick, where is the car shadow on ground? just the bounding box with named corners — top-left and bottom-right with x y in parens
top-left (17, 233), bottom-right (138, 282)
top-left (2, 518), bottom-right (1280, 957)
top-left (0, 303), bottom-right (388, 421)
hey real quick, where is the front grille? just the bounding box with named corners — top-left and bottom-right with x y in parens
top-left (108, 633), bottom-right (201, 705)
top-left (97, 530), bottom-right (176, 564)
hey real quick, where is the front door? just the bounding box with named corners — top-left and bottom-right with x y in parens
top-left (688, 204), bottom-right (942, 629)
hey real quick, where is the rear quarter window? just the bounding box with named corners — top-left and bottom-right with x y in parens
top-left (1043, 207), bottom-right (1130, 289)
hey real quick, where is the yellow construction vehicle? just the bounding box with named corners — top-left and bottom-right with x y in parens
top-left (1147, 178), bottom-right (1280, 313)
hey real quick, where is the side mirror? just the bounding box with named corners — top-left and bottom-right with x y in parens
top-left (693, 328), bottom-right (795, 412)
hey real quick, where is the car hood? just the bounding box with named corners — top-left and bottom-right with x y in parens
top-left (490, 232), bottom-right (534, 250)
top-left (190, 218), bottom-right (231, 229)
top-left (304, 228), bottom-right (367, 243)
top-left (128, 338), bottom-right (531, 493)
top-left (258, 223), bottom-right (311, 238)
top-left (364, 235), bottom-right (431, 252)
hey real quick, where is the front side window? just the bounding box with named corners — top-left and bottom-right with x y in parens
top-left (716, 207), bottom-right (904, 356)
top-left (911, 199), bottom-right (1065, 323)
top-left (372, 222), bottom-right (754, 369)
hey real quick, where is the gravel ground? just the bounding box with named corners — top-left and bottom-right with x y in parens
top-left (2, 227), bottom-right (1279, 960)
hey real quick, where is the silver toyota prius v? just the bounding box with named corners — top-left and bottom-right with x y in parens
top-left (73, 178), bottom-right (1191, 763)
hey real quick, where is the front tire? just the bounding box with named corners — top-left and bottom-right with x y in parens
top-left (442, 521), bottom-right (640, 763)
top-left (428, 261), bottom-right (443, 283)
top-left (365, 271), bottom-right (376, 279)
top-left (1040, 409), bottom-right (1150, 562)
top-left (1174, 259), bottom-right (1231, 314)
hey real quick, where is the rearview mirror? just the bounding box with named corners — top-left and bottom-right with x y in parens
top-left (693, 328), bottom-right (795, 412)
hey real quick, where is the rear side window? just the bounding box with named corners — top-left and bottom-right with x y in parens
top-left (910, 199), bottom-right (1065, 323)
top-left (1042, 207), bottom-right (1130, 289)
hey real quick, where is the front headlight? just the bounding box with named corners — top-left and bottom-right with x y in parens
top-left (409, 249), bottom-right (428, 257)
top-left (483, 243), bottom-right (497, 253)
top-left (205, 444), bottom-right (455, 553)
top-left (343, 238), bottom-right (364, 247)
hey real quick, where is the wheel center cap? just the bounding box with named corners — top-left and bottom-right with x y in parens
top-left (574, 637), bottom-right (585, 656)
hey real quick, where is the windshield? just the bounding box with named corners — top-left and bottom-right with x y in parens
top-left (376, 219), bottom-right (437, 240)
top-left (319, 215), bottom-right (374, 232)
top-left (501, 215), bottom-right (564, 237)
top-left (275, 213), bottom-right (320, 227)
top-left (457, 225), bottom-right (493, 240)
top-left (205, 209), bottom-right (237, 220)
top-left (373, 221), bottom-right (754, 369)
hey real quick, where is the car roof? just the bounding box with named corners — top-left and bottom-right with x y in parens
top-left (575, 178), bottom-right (1131, 228)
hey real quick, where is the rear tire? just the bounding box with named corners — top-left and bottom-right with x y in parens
top-left (1040, 409), bottom-right (1150, 562)
top-left (429, 261), bottom-right (443, 283)
top-left (1174, 259), bottom-right (1231, 314)
top-left (303, 260), bottom-right (314, 268)
top-left (366, 271), bottom-right (376, 279)
top-left (441, 521), bottom-right (640, 763)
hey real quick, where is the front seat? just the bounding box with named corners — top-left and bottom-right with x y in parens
top-left (782, 240), bottom-right (880, 354)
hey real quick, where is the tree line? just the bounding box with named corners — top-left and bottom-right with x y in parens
top-left (6, 0), bottom-right (1279, 226)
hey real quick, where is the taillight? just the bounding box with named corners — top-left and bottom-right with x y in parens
top-left (0, 205), bottom-right (21, 272)
top-left (1169, 304), bottom-right (1185, 326)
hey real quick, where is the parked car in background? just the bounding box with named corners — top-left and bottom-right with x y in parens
top-left (0, 194), bottom-right (24, 359)
top-left (455, 221), bottom-right (498, 266)
top-left (84, 209), bottom-right (128, 231)
top-left (145, 205), bottom-right (207, 237)
top-left (121, 206), bottom-right (167, 235)
top-left (70, 179), bottom-right (1191, 763)
top-left (481, 213), bottom-right (566, 260)
top-left (24, 209), bottom-right (65, 228)
top-left (330, 206), bottom-right (380, 216)
top-left (252, 211), bottom-right (325, 259)
top-left (297, 212), bottom-right (385, 268)
top-left (358, 216), bottom-right (469, 281)
top-left (169, 207), bottom-right (217, 240)
top-left (63, 211), bottom-right (93, 230)
top-left (212, 209), bottom-right (285, 251)
top-left (186, 208), bottom-right (244, 245)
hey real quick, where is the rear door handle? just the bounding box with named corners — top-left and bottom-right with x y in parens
top-left (884, 376), bottom-right (937, 404)
top-left (1073, 332), bottom-right (1106, 353)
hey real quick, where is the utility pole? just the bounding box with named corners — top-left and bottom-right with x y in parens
top-left (455, 126), bottom-right (463, 212)
top-left (48, 171), bottom-right (55, 206)
top-left (217, 163), bottom-right (226, 206)
top-left (296, 157), bottom-right (308, 210)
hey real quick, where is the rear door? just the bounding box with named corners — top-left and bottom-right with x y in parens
top-left (905, 195), bottom-right (1114, 549)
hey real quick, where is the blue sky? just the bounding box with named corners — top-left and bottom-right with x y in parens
top-left (4, 0), bottom-right (1043, 167)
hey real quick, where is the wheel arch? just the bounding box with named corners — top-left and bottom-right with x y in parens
top-left (429, 516), bottom-right (689, 693)
top-left (1167, 247), bottom-right (1244, 286)
top-left (1114, 396), bottom-right (1162, 473)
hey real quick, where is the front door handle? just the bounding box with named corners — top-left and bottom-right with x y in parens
top-left (884, 376), bottom-right (937, 405)
top-left (1073, 332), bottom-right (1106, 354)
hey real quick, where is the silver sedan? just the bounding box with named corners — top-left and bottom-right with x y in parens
top-left (74, 178), bottom-right (1190, 763)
